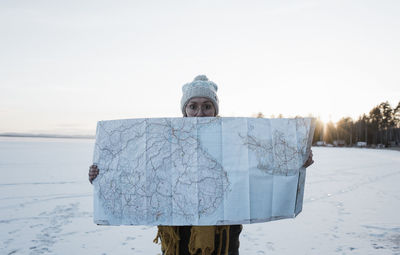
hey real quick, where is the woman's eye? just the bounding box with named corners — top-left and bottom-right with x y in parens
top-left (189, 105), bottom-right (196, 110)
top-left (205, 105), bottom-right (211, 110)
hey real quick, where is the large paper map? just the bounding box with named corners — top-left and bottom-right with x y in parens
top-left (93, 117), bottom-right (315, 226)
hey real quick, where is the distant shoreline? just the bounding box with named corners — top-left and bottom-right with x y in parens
top-left (1, 134), bottom-right (399, 151)
top-left (313, 145), bottom-right (400, 152)
top-left (0, 133), bottom-right (95, 140)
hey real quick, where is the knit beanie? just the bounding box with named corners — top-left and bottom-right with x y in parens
top-left (181, 75), bottom-right (219, 115)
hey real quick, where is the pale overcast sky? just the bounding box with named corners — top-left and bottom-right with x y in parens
top-left (1, 0), bottom-right (399, 135)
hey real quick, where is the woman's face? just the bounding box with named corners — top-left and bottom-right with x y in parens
top-left (185, 97), bottom-right (216, 117)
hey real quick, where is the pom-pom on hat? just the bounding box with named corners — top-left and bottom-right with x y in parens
top-left (181, 75), bottom-right (219, 115)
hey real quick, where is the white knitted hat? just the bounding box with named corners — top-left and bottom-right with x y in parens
top-left (181, 75), bottom-right (219, 115)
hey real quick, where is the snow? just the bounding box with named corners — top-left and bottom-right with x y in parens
top-left (1, 137), bottom-right (399, 255)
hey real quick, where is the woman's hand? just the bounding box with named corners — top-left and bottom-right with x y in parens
top-left (89, 165), bottom-right (99, 184)
top-left (303, 149), bottom-right (314, 168)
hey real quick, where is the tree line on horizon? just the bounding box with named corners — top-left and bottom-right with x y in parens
top-left (313, 101), bottom-right (400, 147)
top-left (257, 101), bottom-right (400, 147)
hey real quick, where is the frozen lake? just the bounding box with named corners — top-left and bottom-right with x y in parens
top-left (1, 137), bottom-right (399, 255)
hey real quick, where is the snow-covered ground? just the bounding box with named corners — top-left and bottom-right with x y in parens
top-left (1, 137), bottom-right (399, 255)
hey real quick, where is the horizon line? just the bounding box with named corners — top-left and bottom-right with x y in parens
top-left (0, 132), bottom-right (95, 140)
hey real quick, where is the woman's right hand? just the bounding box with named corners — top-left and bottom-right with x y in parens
top-left (89, 165), bottom-right (99, 184)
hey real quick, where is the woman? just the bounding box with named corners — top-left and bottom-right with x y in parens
top-left (89, 75), bottom-right (314, 255)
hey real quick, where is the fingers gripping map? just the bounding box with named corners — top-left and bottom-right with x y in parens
top-left (92, 117), bottom-right (315, 226)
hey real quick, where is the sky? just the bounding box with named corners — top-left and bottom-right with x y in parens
top-left (1, 0), bottom-right (399, 135)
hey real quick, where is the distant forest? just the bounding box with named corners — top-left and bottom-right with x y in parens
top-left (312, 101), bottom-right (400, 147)
top-left (258, 101), bottom-right (400, 147)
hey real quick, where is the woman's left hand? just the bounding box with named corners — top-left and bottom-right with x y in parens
top-left (303, 149), bottom-right (314, 168)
